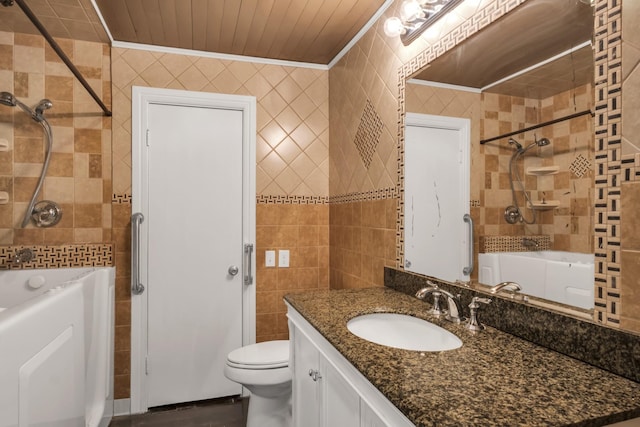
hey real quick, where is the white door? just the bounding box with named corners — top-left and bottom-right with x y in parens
top-left (404, 113), bottom-right (470, 283)
top-left (131, 87), bottom-right (256, 412)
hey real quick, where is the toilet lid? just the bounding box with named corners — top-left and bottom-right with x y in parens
top-left (227, 340), bottom-right (289, 369)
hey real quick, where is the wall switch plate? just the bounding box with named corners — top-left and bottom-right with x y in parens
top-left (278, 250), bottom-right (290, 268)
top-left (265, 250), bottom-right (276, 267)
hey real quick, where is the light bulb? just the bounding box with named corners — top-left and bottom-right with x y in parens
top-left (400, 0), bottom-right (424, 22)
top-left (384, 17), bottom-right (405, 38)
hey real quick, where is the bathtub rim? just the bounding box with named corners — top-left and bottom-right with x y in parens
top-left (477, 250), bottom-right (595, 319)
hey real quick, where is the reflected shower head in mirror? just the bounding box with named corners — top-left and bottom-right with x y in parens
top-left (522, 137), bottom-right (551, 154)
top-left (536, 137), bottom-right (550, 147)
top-left (508, 138), bottom-right (523, 151)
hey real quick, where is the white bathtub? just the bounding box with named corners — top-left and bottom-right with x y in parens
top-left (0, 267), bottom-right (115, 427)
top-left (478, 251), bottom-right (594, 310)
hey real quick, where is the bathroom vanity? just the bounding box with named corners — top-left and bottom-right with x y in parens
top-left (285, 288), bottom-right (640, 426)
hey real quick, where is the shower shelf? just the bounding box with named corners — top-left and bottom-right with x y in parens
top-left (526, 166), bottom-right (559, 176)
top-left (529, 200), bottom-right (560, 210)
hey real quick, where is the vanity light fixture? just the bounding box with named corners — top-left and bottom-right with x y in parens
top-left (384, 0), bottom-right (465, 45)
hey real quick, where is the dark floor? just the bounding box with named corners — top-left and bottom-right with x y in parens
top-left (109, 396), bottom-right (248, 427)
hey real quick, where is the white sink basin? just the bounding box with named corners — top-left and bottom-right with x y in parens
top-left (347, 313), bottom-right (462, 352)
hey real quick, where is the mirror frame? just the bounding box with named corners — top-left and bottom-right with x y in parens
top-left (395, 0), bottom-right (621, 328)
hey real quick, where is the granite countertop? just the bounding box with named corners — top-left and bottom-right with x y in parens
top-left (284, 288), bottom-right (640, 427)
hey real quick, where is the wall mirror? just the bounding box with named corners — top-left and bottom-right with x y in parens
top-left (402, 0), bottom-right (598, 316)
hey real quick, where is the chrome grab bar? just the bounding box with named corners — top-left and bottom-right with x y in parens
top-left (463, 213), bottom-right (474, 276)
top-left (131, 212), bottom-right (145, 295)
top-left (244, 243), bottom-right (254, 285)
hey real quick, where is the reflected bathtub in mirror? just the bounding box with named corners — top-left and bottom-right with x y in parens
top-left (479, 251), bottom-right (594, 310)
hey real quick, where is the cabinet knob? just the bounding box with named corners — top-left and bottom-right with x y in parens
top-left (308, 369), bottom-right (322, 381)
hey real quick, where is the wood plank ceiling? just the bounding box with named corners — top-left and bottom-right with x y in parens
top-left (0, 0), bottom-right (386, 65)
top-left (95, 0), bottom-right (387, 64)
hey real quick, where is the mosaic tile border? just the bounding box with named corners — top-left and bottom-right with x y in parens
top-left (329, 187), bottom-right (397, 204)
top-left (621, 153), bottom-right (640, 182)
top-left (396, 0), bottom-right (527, 269)
top-left (0, 244), bottom-right (114, 270)
top-left (112, 193), bottom-right (132, 204)
top-left (479, 235), bottom-right (552, 253)
top-left (257, 195), bottom-right (329, 205)
top-left (115, 193), bottom-right (330, 205)
top-left (593, 0), bottom-right (621, 326)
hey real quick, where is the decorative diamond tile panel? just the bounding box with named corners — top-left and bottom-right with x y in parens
top-left (570, 154), bottom-right (593, 178)
top-left (354, 100), bottom-right (384, 169)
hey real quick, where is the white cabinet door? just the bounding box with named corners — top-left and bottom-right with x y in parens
top-left (292, 327), bottom-right (321, 427)
top-left (292, 325), bottom-right (361, 427)
top-left (322, 357), bottom-right (360, 426)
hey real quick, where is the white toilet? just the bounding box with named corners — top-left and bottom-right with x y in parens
top-left (224, 340), bottom-right (292, 427)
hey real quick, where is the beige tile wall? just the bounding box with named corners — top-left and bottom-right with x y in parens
top-left (256, 203), bottom-right (329, 343)
top-left (620, 0), bottom-right (640, 332)
top-left (111, 47), bottom-right (328, 198)
top-left (110, 47), bottom-right (330, 398)
top-left (329, 198), bottom-right (396, 288)
top-left (0, 31), bottom-right (111, 245)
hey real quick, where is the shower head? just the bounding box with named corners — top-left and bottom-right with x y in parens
top-left (522, 137), bottom-right (552, 154)
top-left (0, 91), bottom-right (16, 107)
top-left (535, 137), bottom-right (551, 147)
top-left (34, 99), bottom-right (52, 121)
top-left (508, 138), bottom-right (523, 151)
top-left (1, 92), bottom-right (53, 123)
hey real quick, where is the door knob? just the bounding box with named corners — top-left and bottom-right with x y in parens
top-left (228, 265), bottom-right (239, 276)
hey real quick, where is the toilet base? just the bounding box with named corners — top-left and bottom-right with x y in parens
top-left (245, 382), bottom-right (292, 427)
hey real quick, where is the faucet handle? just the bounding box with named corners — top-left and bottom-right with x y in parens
top-left (489, 281), bottom-right (522, 294)
top-left (428, 290), bottom-right (446, 316)
top-left (465, 297), bottom-right (492, 332)
top-left (415, 282), bottom-right (446, 316)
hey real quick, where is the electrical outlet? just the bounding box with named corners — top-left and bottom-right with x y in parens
top-left (278, 250), bottom-right (290, 268)
top-left (265, 250), bottom-right (276, 267)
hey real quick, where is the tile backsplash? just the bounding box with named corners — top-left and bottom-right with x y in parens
top-left (256, 199), bottom-right (329, 343)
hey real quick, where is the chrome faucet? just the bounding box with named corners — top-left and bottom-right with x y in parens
top-left (438, 289), bottom-right (466, 323)
top-left (415, 281), bottom-right (446, 316)
top-left (522, 237), bottom-right (539, 249)
top-left (465, 296), bottom-right (492, 331)
top-left (489, 281), bottom-right (522, 294)
top-left (12, 248), bottom-right (34, 265)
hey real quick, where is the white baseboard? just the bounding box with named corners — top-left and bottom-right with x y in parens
top-left (113, 399), bottom-right (131, 417)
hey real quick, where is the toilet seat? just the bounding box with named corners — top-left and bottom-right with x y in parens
top-left (227, 340), bottom-right (289, 370)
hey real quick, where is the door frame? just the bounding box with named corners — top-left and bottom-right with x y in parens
top-left (404, 112), bottom-right (470, 282)
top-left (130, 86), bottom-right (256, 414)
